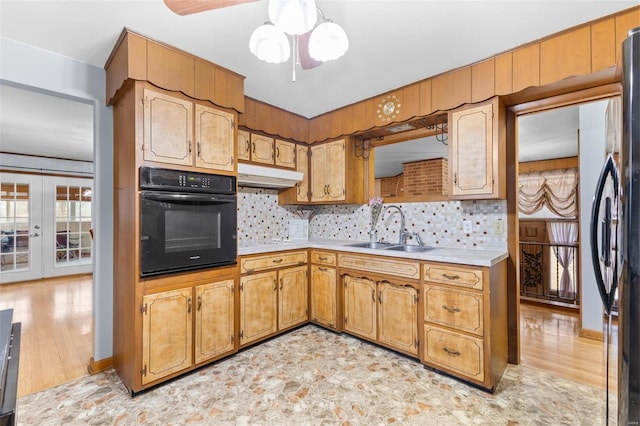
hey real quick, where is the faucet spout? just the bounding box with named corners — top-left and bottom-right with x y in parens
top-left (384, 205), bottom-right (406, 245)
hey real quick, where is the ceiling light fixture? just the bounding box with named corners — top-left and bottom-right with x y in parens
top-left (249, 0), bottom-right (349, 80)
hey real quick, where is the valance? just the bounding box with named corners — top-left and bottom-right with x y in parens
top-left (518, 169), bottom-right (578, 218)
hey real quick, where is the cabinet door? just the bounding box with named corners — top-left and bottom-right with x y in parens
top-left (194, 104), bottom-right (235, 171)
top-left (278, 265), bottom-right (308, 330)
top-left (449, 102), bottom-right (494, 197)
top-left (310, 265), bottom-right (337, 328)
top-left (195, 279), bottom-right (235, 364)
top-left (240, 271), bottom-right (277, 345)
top-left (274, 139), bottom-right (296, 169)
top-left (237, 130), bottom-right (251, 161)
top-left (326, 139), bottom-right (346, 201)
top-left (251, 134), bottom-right (274, 165)
top-left (143, 89), bottom-right (193, 166)
top-left (343, 275), bottom-right (376, 340)
top-left (378, 282), bottom-right (418, 356)
top-left (141, 288), bottom-right (192, 385)
top-left (310, 144), bottom-right (327, 202)
top-left (295, 144), bottom-right (310, 203)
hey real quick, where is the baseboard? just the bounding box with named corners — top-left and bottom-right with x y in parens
top-left (87, 356), bottom-right (113, 374)
top-left (579, 328), bottom-right (603, 341)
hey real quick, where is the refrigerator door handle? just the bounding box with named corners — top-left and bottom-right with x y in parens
top-left (590, 154), bottom-right (620, 315)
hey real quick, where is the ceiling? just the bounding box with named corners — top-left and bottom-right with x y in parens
top-left (0, 1), bottom-right (633, 163)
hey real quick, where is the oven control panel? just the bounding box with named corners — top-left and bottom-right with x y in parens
top-left (140, 167), bottom-right (236, 194)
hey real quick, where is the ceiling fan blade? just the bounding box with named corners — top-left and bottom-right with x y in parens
top-left (164, 0), bottom-right (258, 16)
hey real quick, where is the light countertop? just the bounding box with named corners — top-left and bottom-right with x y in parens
top-left (238, 238), bottom-right (508, 267)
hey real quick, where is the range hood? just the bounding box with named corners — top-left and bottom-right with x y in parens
top-left (237, 163), bottom-right (303, 189)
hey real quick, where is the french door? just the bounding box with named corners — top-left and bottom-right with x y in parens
top-left (1, 173), bottom-right (93, 284)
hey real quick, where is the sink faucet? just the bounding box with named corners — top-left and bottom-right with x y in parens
top-left (384, 205), bottom-right (407, 245)
top-left (385, 205), bottom-right (423, 245)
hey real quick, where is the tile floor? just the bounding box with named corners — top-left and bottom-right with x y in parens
top-left (17, 326), bottom-right (607, 425)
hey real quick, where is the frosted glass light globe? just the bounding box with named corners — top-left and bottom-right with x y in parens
top-left (249, 23), bottom-right (290, 64)
top-left (268, 0), bottom-right (317, 35)
top-left (308, 20), bottom-right (349, 62)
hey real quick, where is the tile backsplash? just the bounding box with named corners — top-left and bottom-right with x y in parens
top-left (238, 187), bottom-right (507, 250)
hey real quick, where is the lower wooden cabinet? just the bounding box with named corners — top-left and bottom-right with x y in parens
top-left (240, 271), bottom-right (278, 346)
top-left (278, 265), bottom-right (309, 330)
top-left (343, 275), bottom-right (418, 357)
top-left (423, 325), bottom-right (484, 382)
top-left (310, 264), bottom-right (338, 329)
top-left (141, 288), bottom-right (193, 385)
top-left (195, 279), bottom-right (235, 364)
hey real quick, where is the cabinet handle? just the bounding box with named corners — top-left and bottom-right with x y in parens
top-left (453, 173), bottom-right (458, 185)
top-left (276, 146), bottom-right (280, 159)
top-left (318, 256), bottom-right (328, 261)
top-left (273, 278), bottom-right (277, 292)
top-left (197, 295), bottom-right (202, 311)
top-left (245, 140), bottom-right (250, 154)
top-left (188, 141), bottom-right (192, 154)
top-left (371, 289), bottom-right (375, 302)
top-left (442, 305), bottom-right (461, 313)
top-left (280, 278), bottom-right (283, 291)
top-left (378, 291), bottom-right (382, 304)
top-left (187, 297), bottom-right (192, 314)
top-left (296, 183), bottom-right (301, 195)
top-left (197, 142), bottom-right (201, 158)
top-left (443, 347), bottom-right (461, 357)
top-left (318, 267), bottom-right (328, 272)
top-left (442, 273), bottom-right (461, 281)
top-left (252, 142), bottom-right (256, 154)
top-left (272, 258), bottom-right (283, 264)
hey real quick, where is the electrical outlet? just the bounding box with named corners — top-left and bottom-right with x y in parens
top-left (493, 219), bottom-right (504, 234)
top-left (463, 219), bottom-right (473, 233)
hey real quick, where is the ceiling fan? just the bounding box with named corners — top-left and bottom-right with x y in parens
top-left (163, 0), bottom-right (258, 16)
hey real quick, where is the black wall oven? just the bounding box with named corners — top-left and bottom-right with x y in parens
top-left (139, 167), bottom-right (237, 277)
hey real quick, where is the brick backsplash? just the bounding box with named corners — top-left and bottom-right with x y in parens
top-left (238, 186), bottom-right (507, 250)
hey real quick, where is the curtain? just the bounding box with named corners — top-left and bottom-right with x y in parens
top-left (547, 221), bottom-right (578, 299)
top-left (519, 169), bottom-right (578, 218)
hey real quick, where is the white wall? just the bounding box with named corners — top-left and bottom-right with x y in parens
top-left (579, 100), bottom-right (609, 332)
top-left (1, 37), bottom-right (114, 360)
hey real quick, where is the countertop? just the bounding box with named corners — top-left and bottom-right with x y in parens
top-left (238, 238), bottom-right (508, 267)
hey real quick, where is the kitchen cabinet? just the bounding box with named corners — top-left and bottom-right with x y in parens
top-left (338, 252), bottom-right (420, 357)
top-left (448, 97), bottom-right (505, 200)
top-left (274, 139), bottom-right (296, 169)
top-left (240, 271), bottom-right (278, 345)
top-left (278, 144), bottom-right (310, 204)
top-left (310, 139), bottom-right (346, 202)
top-left (422, 260), bottom-right (507, 391)
top-left (141, 288), bottom-right (193, 385)
top-left (142, 87), bottom-right (235, 172)
top-left (237, 129), bottom-right (251, 161)
top-left (309, 250), bottom-right (339, 330)
top-left (250, 133), bottom-right (274, 165)
top-left (194, 279), bottom-right (235, 364)
top-left (239, 250), bottom-right (309, 346)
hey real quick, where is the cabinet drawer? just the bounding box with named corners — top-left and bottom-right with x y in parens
top-left (338, 253), bottom-right (420, 280)
top-left (423, 264), bottom-right (483, 290)
top-left (424, 287), bottom-right (483, 336)
top-left (310, 250), bottom-right (336, 266)
top-left (423, 325), bottom-right (484, 382)
top-left (241, 251), bottom-right (307, 274)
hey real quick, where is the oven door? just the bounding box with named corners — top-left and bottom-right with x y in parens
top-left (140, 191), bottom-right (237, 276)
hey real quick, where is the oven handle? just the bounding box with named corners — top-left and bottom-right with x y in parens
top-left (142, 191), bottom-right (236, 204)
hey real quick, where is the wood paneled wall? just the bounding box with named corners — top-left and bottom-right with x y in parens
top-left (519, 157), bottom-right (579, 174)
top-left (244, 6), bottom-right (639, 144)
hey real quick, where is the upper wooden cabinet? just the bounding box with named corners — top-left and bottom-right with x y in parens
top-left (237, 129), bottom-right (251, 161)
top-left (274, 139), bottom-right (296, 169)
top-left (249, 134), bottom-right (274, 165)
top-left (106, 29), bottom-right (244, 112)
top-left (448, 97), bottom-right (505, 199)
top-left (142, 88), bottom-right (235, 172)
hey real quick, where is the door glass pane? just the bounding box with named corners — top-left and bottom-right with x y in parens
top-left (55, 185), bottom-right (92, 265)
top-left (1, 181), bottom-right (30, 271)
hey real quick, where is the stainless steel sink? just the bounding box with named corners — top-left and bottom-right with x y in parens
top-left (346, 241), bottom-right (398, 249)
top-left (385, 245), bottom-right (435, 253)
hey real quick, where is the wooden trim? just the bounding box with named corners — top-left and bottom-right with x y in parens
top-left (579, 328), bottom-right (603, 341)
top-left (509, 83), bottom-right (621, 113)
top-left (518, 157), bottom-right (579, 173)
top-left (87, 356), bottom-right (113, 374)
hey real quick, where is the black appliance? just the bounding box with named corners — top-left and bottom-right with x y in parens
top-left (139, 167), bottom-right (237, 277)
top-left (0, 309), bottom-right (20, 426)
top-left (591, 26), bottom-right (640, 425)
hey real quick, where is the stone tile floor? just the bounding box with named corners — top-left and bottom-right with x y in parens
top-left (17, 326), bottom-right (606, 425)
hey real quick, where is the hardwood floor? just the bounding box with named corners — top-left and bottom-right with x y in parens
top-left (519, 301), bottom-right (616, 389)
top-left (0, 276), bottom-right (612, 398)
top-left (0, 274), bottom-right (93, 397)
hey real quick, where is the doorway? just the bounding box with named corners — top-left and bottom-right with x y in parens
top-left (1, 172), bottom-right (93, 284)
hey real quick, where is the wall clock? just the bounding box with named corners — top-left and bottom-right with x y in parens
top-left (377, 94), bottom-right (401, 122)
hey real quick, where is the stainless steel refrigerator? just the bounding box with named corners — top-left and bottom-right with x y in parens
top-left (591, 25), bottom-right (640, 425)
